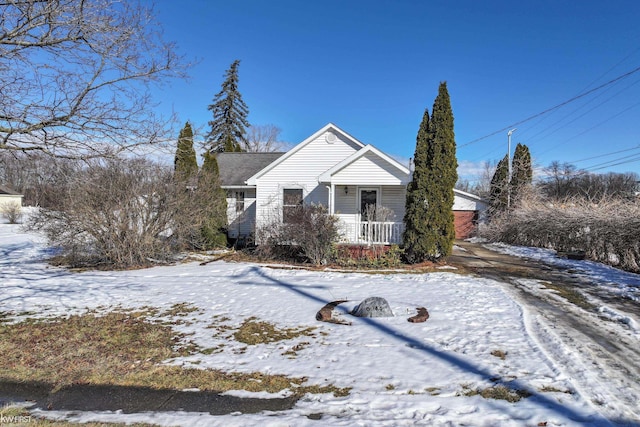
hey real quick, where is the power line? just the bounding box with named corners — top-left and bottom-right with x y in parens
top-left (521, 77), bottom-right (640, 145)
top-left (460, 64), bottom-right (640, 148)
top-left (580, 147), bottom-right (640, 171)
top-left (584, 153), bottom-right (640, 172)
top-left (571, 144), bottom-right (640, 164)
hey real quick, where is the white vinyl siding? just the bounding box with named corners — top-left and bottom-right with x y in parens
top-left (381, 186), bottom-right (406, 221)
top-left (335, 186), bottom-right (357, 214)
top-left (226, 188), bottom-right (256, 238)
top-left (254, 130), bottom-right (361, 233)
top-left (332, 151), bottom-right (407, 185)
top-left (453, 193), bottom-right (488, 211)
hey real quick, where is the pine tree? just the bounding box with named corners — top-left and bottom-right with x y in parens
top-left (403, 108), bottom-right (431, 263)
top-left (510, 143), bottom-right (533, 202)
top-left (489, 154), bottom-right (509, 214)
top-left (198, 150), bottom-right (228, 248)
top-left (174, 122), bottom-right (198, 183)
top-left (206, 60), bottom-right (250, 152)
top-left (403, 82), bottom-right (458, 262)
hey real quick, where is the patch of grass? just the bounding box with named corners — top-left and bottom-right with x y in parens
top-left (0, 405), bottom-right (159, 426)
top-left (161, 302), bottom-right (200, 317)
top-left (490, 349), bottom-right (507, 360)
top-left (233, 317), bottom-right (316, 345)
top-left (0, 310), bottom-right (191, 389)
top-left (200, 345), bottom-right (224, 355)
top-left (116, 367), bottom-right (349, 397)
top-left (539, 385), bottom-right (573, 394)
top-left (0, 310), bottom-right (349, 398)
top-left (425, 386), bottom-right (441, 395)
top-left (461, 384), bottom-right (531, 403)
top-left (282, 341), bottom-right (311, 358)
top-left (541, 281), bottom-right (593, 310)
top-left (0, 311), bottom-right (11, 324)
top-left (385, 384), bottom-right (396, 391)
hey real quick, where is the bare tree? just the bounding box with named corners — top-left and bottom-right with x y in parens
top-left (538, 161), bottom-right (638, 202)
top-left (0, 0), bottom-right (188, 159)
top-left (26, 157), bottom-right (227, 269)
top-left (539, 161), bottom-right (579, 199)
top-left (244, 124), bottom-right (289, 152)
top-left (455, 160), bottom-right (495, 198)
top-left (0, 151), bottom-right (78, 206)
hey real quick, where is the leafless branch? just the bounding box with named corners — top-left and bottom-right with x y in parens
top-left (0, 0), bottom-right (189, 159)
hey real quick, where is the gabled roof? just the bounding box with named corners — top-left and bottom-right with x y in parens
top-left (318, 144), bottom-right (410, 183)
top-left (217, 152), bottom-right (285, 187)
top-left (246, 123), bottom-right (365, 185)
top-left (0, 184), bottom-right (21, 195)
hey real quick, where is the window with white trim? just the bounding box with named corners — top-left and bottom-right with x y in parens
top-left (283, 188), bottom-right (303, 223)
top-left (235, 191), bottom-right (245, 212)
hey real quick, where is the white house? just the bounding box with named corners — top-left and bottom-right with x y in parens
top-left (0, 185), bottom-right (23, 213)
top-left (217, 123), bottom-right (487, 245)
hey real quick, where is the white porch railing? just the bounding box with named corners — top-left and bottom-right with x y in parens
top-left (338, 220), bottom-right (405, 245)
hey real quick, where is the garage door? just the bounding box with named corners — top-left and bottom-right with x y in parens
top-left (453, 211), bottom-right (478, 239)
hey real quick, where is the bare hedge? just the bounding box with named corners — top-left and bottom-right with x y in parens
top-left (25, 158), bottom-right (226, 269)
top-left (480, 190), bottom-right (640, 273)
top-left (256, 204), bottom-right (340, 265)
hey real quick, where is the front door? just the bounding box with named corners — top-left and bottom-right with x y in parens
top-left (360, 188), bottom-right (378, 221)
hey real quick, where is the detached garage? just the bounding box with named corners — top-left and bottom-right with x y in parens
top-left (452, 189), bottom-right (488, 239)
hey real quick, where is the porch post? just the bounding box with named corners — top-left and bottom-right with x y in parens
top-left (330, 183), bottom-right (335, 214)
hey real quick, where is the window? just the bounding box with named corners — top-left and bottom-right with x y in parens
top-left (283, 188), bottom-right (303, 223)
top-left (235, 191), bottom-right (245, 212)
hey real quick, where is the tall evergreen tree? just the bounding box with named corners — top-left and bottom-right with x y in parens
top-left (403, 108), bottom-right (431, 263)
top-left (174, 122), bottom-right (198, 183)
top-left (510, 143), bottom-right (533, 201)
top-left (489, 154), bottom-right (509, 214)
top-left (403, 82), bottom-right (458, 263)
top-left (206, 60), bottom-right (250, 152)
top-left (198, 150), bottom-right (228, 248)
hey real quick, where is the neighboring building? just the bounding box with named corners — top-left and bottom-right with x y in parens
top-left (0, 185), bottom-right (23, 212)
top-left (217, 123), bottom-right (487, 245)
top-left (452, 189), bottom-right (488, 239)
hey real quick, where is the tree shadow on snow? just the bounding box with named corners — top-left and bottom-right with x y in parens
top-left (241, 266), bottom-right (623, 426)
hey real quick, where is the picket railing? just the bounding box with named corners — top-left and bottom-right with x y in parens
top-left (338, 220), bottom-right (404, 245)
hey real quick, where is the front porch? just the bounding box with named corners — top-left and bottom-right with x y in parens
top-left (327, 181), bottom-right (406, 245)
top-left (317, 143), bottom-right (411, 246)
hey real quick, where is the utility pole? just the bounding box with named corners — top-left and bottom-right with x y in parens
top-left (507, 128), bottom-right (517, 208)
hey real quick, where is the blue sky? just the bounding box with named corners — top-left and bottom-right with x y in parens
top-left (149, 0), bottom-right (640, 183)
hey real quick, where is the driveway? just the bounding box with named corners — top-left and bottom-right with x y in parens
top-left (448, 241), bottom-right (640, 422)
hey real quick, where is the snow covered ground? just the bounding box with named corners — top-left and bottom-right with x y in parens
top-left (1, 222), bottom-right (639, 426)
top-left (488, 242), bottom-right (640, 303)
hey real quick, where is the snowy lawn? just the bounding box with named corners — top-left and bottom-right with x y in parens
top-left (488, 242), bottom-right (640, 303)
top-left (0, 223), bottom-right (628, 426)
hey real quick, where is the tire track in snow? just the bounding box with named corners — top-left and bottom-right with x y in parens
top-left (450, 242), bottom-right (640, 424)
